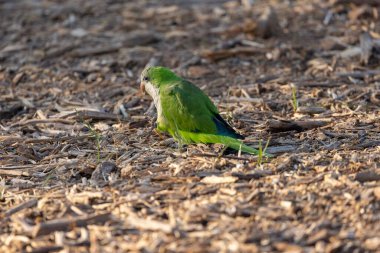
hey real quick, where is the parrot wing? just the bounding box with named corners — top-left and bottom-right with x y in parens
top-left (160, 80), bottom-right (243, 141)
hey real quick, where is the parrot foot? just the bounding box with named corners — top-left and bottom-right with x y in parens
top-left (219, 146), bottom-right (238, 156)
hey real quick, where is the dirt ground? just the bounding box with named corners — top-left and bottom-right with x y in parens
top-left (1, 0), bottom-right (380, 252)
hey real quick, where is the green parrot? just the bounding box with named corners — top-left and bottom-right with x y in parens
top-left (140, 66), bottom-right (266, 155)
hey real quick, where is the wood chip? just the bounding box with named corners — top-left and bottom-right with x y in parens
top-left (31, 213), bottom-right (111, 237)
top-left (201, 175), bottom-right (238, 184)
top-left (5, 199), bottom-right (38, 217)
top-left (201, 47), bottom-right (266, 61)
top-left (267, 119), bottom-right (330, 132)
top-left (126, 216), bottom-right (173, 234)
top-left (296, 106), bottom-right (326, 115)
top-left (355, 170), bottom-right (380, 183)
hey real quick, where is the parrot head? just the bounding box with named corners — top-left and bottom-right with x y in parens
top-left (140, 66), bottom-right (180, 99)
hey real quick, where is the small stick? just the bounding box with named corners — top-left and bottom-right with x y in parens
top-left (32, 213), bottom-right (111, 237)
top-left (201, 47), bottom-right (266, 61)
top-left (28, 246), bottom-right (63, 253)
top-left (296, 106), bottom-right (326, 115)
top-left (10, 119), bottom-right (75, 128)
top-left (267, 120), bottom-right (330, 132)
top-left (0, 169), bottom-right (31, 177)
top-left (5, 199), bottom-right (38, 217)
top-left (225, 97), bottom-right (264, 104)
top-left (335, 70), bottom-right (380, 78)
top-left (355, 170), bottom-right (380, 183)
top-left (126, 216), bottom-right (173, 233)
top-left (72, 110), bottom-right (120, 121)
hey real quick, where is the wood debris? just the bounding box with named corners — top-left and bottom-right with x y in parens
top-left (1, 0), bottom-right (380, 252)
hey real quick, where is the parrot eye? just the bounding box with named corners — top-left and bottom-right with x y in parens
top-left (143, 76), bottom-right (149, 82)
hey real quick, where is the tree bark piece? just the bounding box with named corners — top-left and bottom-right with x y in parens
top-left (5, 199), bottom-right (38, 217)
top-left (355, 170), bottom-right (380, 183)
top-left (296, 106), bottom-right (326, 115)
top-left (267, 120), bottom-right (329, 132)
top-left (32, 213), bottom-right (111, 237)
top-left (29, 246), bottom-right (63, 253)
top-left (0, 103), bottom-right (24, 120)
top-left (266, 145), bottom-right (296, 154)
top-left (201, 47), bottom-right (266, 61)
top-left (69, 110), bottom-right (119, 121)
top-left (0, 169), bottom-right (31, 177)
top-left (332, 0), bottom-right (380, 6)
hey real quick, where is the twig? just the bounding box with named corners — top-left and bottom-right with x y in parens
top-left (355, 170), bottom-right (380, 183)
top-left (333, 0), bottom-right (380, 6)
top-left (289, 173), bottom-right (328, 185)
top-left (0, 135), bottom-right (91, 144)
top-left (201, 47), bottom-right (266, 61)
top-left (354, 140), bottom-right (380, 149)
top-left (29, 246), bottom-right (63, 253)
top-left (266, 145), bottom-right (296, 154)
top-left (225, 97), bottom-right (264, 104)
top-left (5, 198), bottom-right (38, 217)
top-left (201, 175), bottom-right (238, 184)
top-left (0, 169), bottom-right (31, 177)
top-left (25, 135), bottom-right (91, 144)
top-left (294, 81), bottom-right (341, 87)
top-left (32, 213), bottom-right (112, 237)
top-left (10, 119), bottom-right (75, 128)
top-left (71, 110), bottom-right (119, 121)
top-left (335, 70), bottom-right (380, 79)
top-left (231, 170), bottom-right (272, 180)
top-left (44, 44), bottom-right (78, 59)
top-left (126, 216), bottom-right (173, 233)
top-left (0, 165), bottom-right (36, 170)
top-left (267, 120), bottom-right (330, 132)
top-left (296, 106), bottom-right (326, 115)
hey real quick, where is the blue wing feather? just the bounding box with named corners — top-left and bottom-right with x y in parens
top-left (212, 113), bottom-right (244, 139)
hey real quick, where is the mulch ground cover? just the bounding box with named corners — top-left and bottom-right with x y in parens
top-left (1, 0), bottom-right (380, 252)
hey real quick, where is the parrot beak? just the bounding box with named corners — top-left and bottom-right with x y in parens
top-left (140, 81), bottom-right (146, 94)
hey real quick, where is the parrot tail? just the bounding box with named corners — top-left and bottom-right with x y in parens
top-left (178, 131), bottom-right (272, 157)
